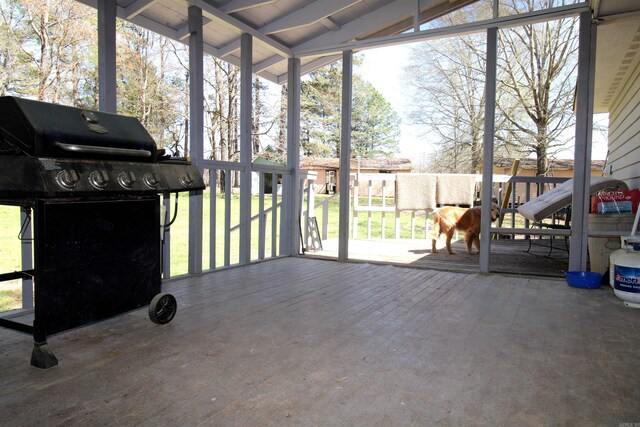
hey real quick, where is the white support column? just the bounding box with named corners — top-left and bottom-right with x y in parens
top-left (338, 50), bottom-right (353, 262)
top-left (282, 57), bottom-right (301, 256)
top-left (479, 27), bottom-right (498, 273)
top-left (97, 0), bottom-right (117, 112)
top-left (188, 6), bottom-right (204, 275)
top-left (162, 194), bottom-right (172, 278)
top-left (239, 33), bottom-right (253, 265)
top-left (569, 11), bottom-right (596, 272)
top-left (20, 207), bottom-right (33, 309)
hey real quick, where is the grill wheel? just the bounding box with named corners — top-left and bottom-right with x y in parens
top-left (148, 293), bottom-right (177, 324)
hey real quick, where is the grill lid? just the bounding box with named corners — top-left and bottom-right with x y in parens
top-left (0, 96), bottom-right (157, 162)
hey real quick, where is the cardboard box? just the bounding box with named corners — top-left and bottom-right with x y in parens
top-left (591, 189), bottom-right (640, 214)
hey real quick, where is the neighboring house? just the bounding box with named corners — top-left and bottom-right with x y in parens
top-left (300, 157), bottom-right (413, 196)
top-left (493, 158), bottom-right (607, 204)
top-left (596, 13), bottom-right (640, 189)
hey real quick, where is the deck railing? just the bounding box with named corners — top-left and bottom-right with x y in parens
top-left (161, 162), bottom-right (296, 279)
top-left (302, 173), bottom-right (571, 243)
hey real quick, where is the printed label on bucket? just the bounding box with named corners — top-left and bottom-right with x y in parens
top-left (614, 265), bottom-right (640, 293)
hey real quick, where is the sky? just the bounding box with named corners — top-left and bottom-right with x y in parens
top-left (356, 45), bottom-right (609, 164)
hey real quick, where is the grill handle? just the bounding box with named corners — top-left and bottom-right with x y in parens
top-left (54, 142), bottom-right (152, 158)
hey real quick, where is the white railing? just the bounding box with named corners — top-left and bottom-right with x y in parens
top-left (162, 162), bottom-right (293, 277)
top-left (304, 173), bottom-right (571, 243)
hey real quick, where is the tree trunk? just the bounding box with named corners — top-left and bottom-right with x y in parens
top-left (277, 83), bottom-right (287, 158)
top-left (252, 76), bottom-right (261, 156)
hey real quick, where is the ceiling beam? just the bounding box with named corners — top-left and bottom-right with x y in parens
top-left (364, 0), bottom-right (477, 39)
top-left (218, 38), bottom-right (241, 57)
top-left (124, 0), bottom-right (159, 19)
top-left (254, 54), bottom-right (285, 72)
top-left (294, 0), bottom-right (432, 53)
top-left (219, 0), bottom-right (276, 14)
top-left (260, 0), bottom-right (362, 35)
top-left (176, 17), bottom-right (214, 41)
top-left (193, 0), bottom-right (293, 58)
top-left (321, 17), bottom-right (341, 32)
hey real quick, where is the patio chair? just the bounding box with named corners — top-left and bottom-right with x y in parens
top-left (515, 176), bottom-right (628, 256)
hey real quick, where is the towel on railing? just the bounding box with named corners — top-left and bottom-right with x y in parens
top-left (436, 174), bottom-right (476, 206)
top-left (395, 173), bottom-right (437, 210)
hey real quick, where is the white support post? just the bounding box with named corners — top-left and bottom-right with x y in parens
top-left (352, 175), bottom-right (358, 239)
top-left (305, 174), bottom-right (316, 248)
top-left (258, 173), bottom-right (266, 260)
top-left (188, 6), bottom-right (204, 275)
top-left (479, 27), bottom-right (498, 273)
top-left (381, 179), bottom-right (387, 239)
top-left (162, 194), bottom-right (171, 278)
top-left (97, 0), bottom-right (117, 113)
top-left (569, 11), bottom-right (596, 272)
top-left (338, 50), bottom-right (353, 262)
top-left (281, 58), bottom-right (301, 256)
top-left (210, 172), bottom-right (218, 269)
top-left (271, 173), bottom-right (278, 258)
top-left (239, 33), bottom-right (253, 265)
top-left (20, 207), bottom-right (33, 310)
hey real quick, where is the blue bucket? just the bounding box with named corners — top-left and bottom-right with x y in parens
top-left (565, 271), bottom-right (603, 289)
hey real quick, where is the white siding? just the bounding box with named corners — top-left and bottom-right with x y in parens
top-left (608, 58), bottom-right (640, 188)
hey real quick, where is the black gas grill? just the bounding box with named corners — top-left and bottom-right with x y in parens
top-left (0, 96), bottom-right (205, 368)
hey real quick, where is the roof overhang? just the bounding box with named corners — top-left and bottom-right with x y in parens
top-left (592, 0), bottom-right (640, 113)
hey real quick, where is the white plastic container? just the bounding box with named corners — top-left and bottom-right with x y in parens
top-left (610, 236), bottom-right (640, 308)
top-left (609, 235), bottom-right (634, 288)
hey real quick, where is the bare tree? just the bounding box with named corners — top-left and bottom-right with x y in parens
top-left (406, 32), bottom-right (488, 173)
top-left (405, 0), bottom-right (579, 176)
top-left (277, 83), bottom-right (287, 160)
top-left (497, 0), bottom-right (579, 176)
top-left (2, 0), bottom-right (95, 104)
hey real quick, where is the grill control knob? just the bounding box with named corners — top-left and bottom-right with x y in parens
top-left (143, 172), bottom-right (159, 189)
top-left (89, 170), bottom-right (109, 189)
top-left (56, 169), bottom-right (79, 189)
top-left (179, 173), bottom-right (194, 188)
top-left (117, 171), bottom-right (137, 189)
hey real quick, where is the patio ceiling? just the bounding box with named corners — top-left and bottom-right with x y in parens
top-left (75, 1), bottom-right (640, 95)
top-left (76, 0), bottom-right (478, 83)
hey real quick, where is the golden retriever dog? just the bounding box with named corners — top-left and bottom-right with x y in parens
top-left (431, 203), bottom-right (500, 255)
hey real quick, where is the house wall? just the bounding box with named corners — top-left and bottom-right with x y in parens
top-left (608, 58), bottom-right (640, 189)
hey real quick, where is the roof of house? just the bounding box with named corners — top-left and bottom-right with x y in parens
top-left (494, 157), bottom-right (606, 172)
top-left (300, 157), bottom-right (413, 171)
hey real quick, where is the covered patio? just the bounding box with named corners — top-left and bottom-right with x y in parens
top-left (2, 0), bottom-right (640, 424)
top-left (71, 0), bottom-right (640, 276)
top-left (2, 257), bottom-right (639, 424)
